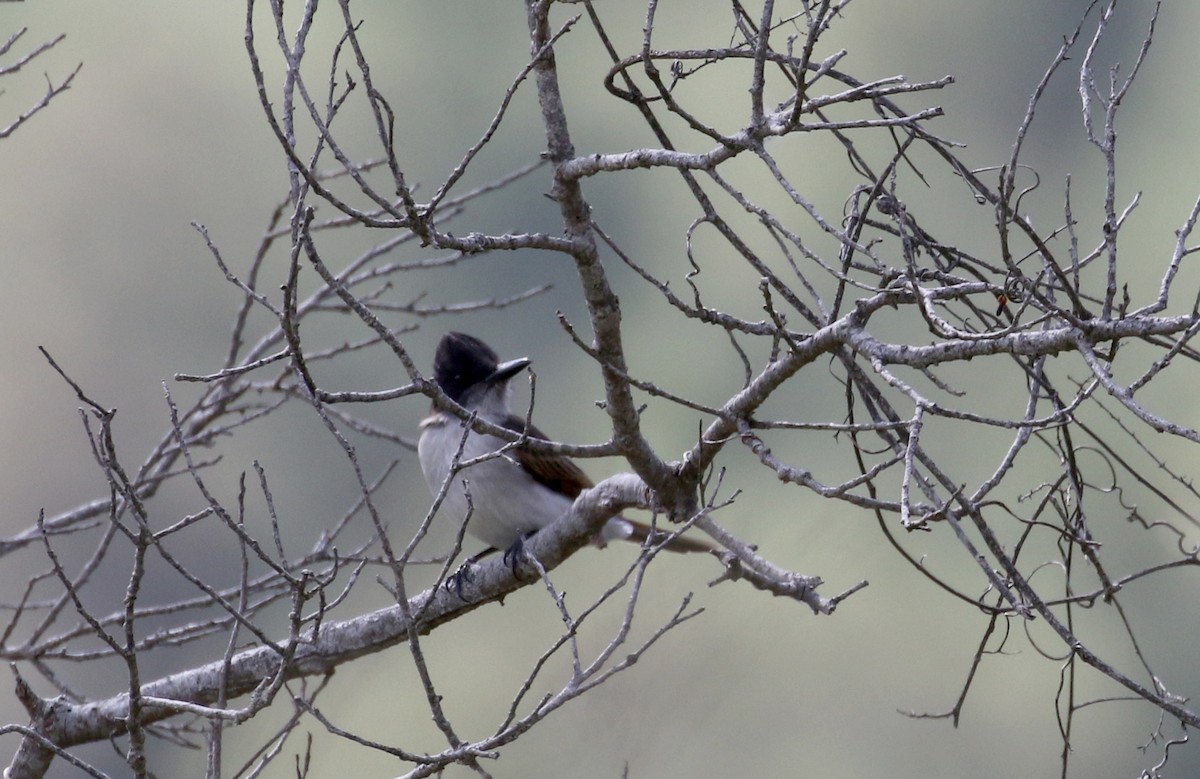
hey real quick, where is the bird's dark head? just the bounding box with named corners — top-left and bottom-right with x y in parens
top-left (433, 332), bottom-right (529, 405)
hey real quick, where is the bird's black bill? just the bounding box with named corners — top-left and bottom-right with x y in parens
top-left (488, 357), bottom-right (530, 384)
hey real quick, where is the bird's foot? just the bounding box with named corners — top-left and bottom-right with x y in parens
top-left (502, 532), bottom-right (537, 576)
top-left (445, 561), bottom-right (478, 600)
top-left (445, 547), bottom-right (499, 599)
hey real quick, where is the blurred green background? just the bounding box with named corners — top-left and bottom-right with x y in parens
top-left (3, 1), bottom-right (1199, 777)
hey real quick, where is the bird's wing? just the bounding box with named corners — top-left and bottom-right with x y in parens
top-left (500, 414), bottom-right (594, 498)
top-left (500, 415), bottom-right (717, 554)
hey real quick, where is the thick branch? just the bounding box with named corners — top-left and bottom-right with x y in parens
top-left (5, 475), bottom-right (647, 777)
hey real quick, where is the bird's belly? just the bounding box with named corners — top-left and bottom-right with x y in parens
top-left (419, 426), bottom-right (574, 550)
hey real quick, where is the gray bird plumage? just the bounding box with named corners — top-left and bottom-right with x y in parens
top-left (418, 332), bottom-right (713, 555)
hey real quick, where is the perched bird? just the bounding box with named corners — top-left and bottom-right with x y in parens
top-left (417, 332), bottom-right (713, 562)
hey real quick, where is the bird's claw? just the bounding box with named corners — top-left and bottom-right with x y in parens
top-left (502, 532), bottom-right (536, 576)
top-left (446, 561), bottom-right (477, 599)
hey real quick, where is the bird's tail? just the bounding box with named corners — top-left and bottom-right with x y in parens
top-left (602, 517), bottom-right (718, 554)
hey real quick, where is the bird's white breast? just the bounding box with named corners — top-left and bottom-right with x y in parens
top-left (418, 414), bottom-right (575, 550)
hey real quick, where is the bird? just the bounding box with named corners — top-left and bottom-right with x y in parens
top-left (417, 332), bottom-right (714, 569)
